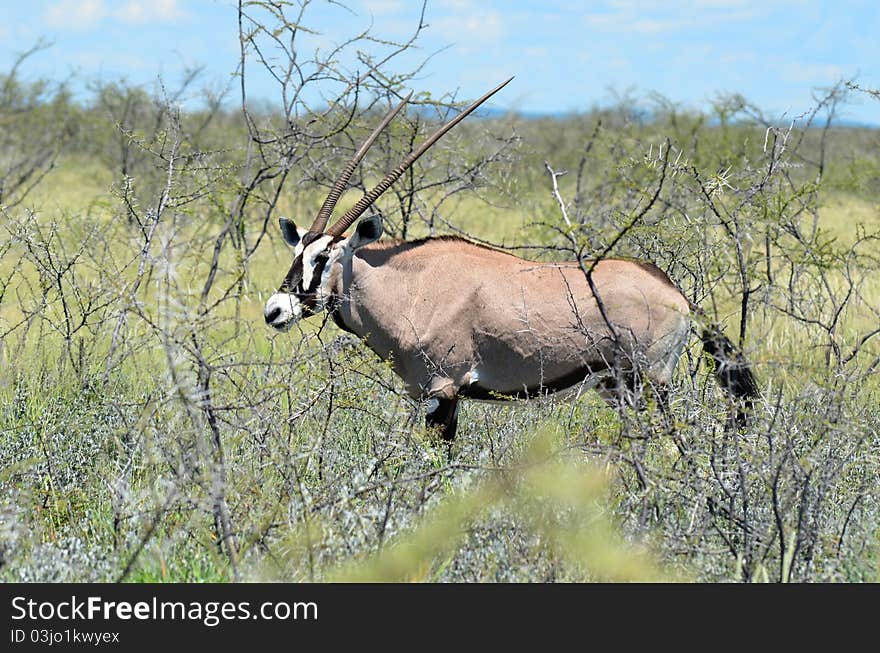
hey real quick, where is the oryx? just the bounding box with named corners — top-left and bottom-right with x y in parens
top-left (264, 79), bottom-right (758, 441)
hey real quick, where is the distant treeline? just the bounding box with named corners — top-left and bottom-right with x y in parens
top-left (3, 61), bottom-right (879, 215)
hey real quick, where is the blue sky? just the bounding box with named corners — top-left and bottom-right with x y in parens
top-left (2, 0), bottom-right (879, 124)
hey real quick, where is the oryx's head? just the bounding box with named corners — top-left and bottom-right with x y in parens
top-left (263, 76), bottom-right (514, 331)
top-left (263, 214), bottom-right (383, 330)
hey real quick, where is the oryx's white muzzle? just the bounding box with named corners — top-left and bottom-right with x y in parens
top-left (264, 293), bottom-right (301, 330)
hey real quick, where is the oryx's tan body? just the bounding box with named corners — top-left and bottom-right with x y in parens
top-left (333, 237), bottom-right (691, 402)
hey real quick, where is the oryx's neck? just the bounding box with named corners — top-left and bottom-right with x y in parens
top-left (330, 237), bottom-right (498, 391)
top-left (331, 236), bottom-right (517, 341)
top-left (332, 240), bottom-right (415, 356)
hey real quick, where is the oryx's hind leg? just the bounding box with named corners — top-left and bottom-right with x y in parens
top-left (595, 374), bottom-right (643, 411)
top-left (426, 396), bottom-right (461, 443)
top-left (595, 374), bottom-right (673, 425)
top-left (647, 382), bottom-right (674, 430)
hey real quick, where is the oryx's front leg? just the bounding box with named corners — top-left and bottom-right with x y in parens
top-left (426, 396), bottom-right (461, 443)
top-left (424, 376), bottom-right (461, 443)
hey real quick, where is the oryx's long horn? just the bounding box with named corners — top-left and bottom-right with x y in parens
top-left (309, 91), bottom-right (413, 234)
top-left (325, 77), bottom-right (514, 237)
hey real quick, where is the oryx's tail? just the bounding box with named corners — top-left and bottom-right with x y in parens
top-left (690, 305), bottom-right (759, 423)
top-left (700, 326), bottom-right (758, 404)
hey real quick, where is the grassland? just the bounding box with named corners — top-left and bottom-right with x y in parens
top-left (1, 77), bottom-right (879, 583)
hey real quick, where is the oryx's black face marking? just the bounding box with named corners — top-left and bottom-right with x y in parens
top-left (279, 232), bottom-right (334, 315)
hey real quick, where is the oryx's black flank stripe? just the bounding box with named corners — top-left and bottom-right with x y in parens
top-left (458, 364), bottom-right (605, 401)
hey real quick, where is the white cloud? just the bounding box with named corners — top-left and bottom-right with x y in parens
top-left (116, 0), bottom-right (184, 23)
top-left (782, 61), bottom-right (846, 84)
top-left (363, 0), bottom-right (405, 15)
top-left (694, 0), bottom-right (749, 7)
top-left (584, 0), bottom-right (763, 34)
top-left (439, 0), bottom-right (478, 11)
top-left (720, 51), bottom-right (758, 65)
top-left (44, 0), bottom-right (184, 31)
top-left (434, 9), bottom-right (504, 43)
top-left (46, 0), bottom-right (106, 30)
top-left (586, 15), bottom-right (690, 34)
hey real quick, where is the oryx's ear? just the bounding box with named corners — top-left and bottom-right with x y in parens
top-left (348, 214), bottom-right (384, 250)
top-left (279, 218), bottom-right (302, 247)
